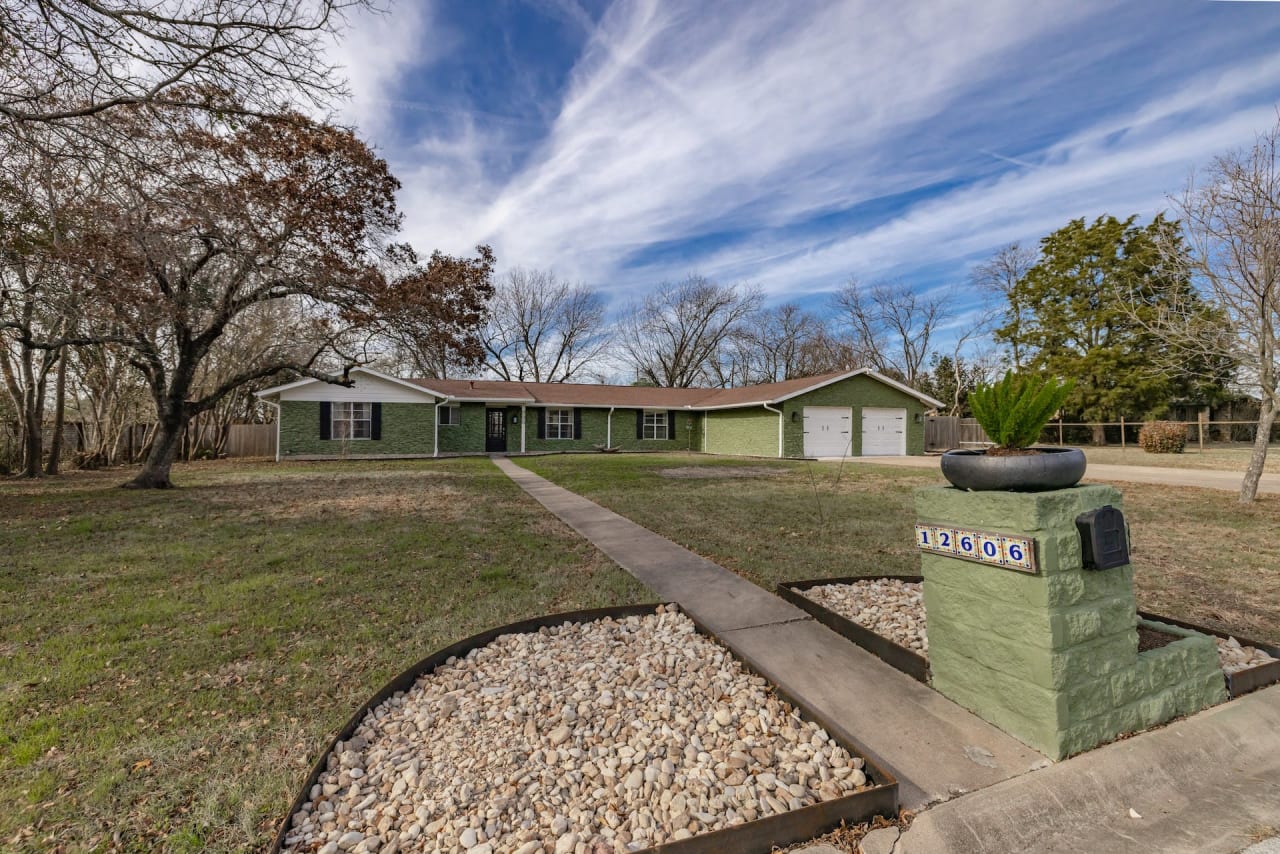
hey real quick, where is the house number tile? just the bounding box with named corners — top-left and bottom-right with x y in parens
top-left (915, 524), bottom-right (1038, 574)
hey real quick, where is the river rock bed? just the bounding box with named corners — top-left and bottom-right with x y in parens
top-left (800, 579), bottom-right (928, 655)
top-left (282, 605), bottom-right (873, 854)
top-left (799, 579), bottom-right (1276, 675)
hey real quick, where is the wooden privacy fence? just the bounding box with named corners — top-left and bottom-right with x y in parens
top-left (924, 417), bottom-right (991, 451)
top-left (924, 416), bottom-right (1278, 452)
top-left (225, 423), bottom-right (276, 457)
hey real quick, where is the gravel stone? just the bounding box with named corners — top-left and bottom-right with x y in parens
top-left (282, 605), bottom-right (871, 853)
top-left (802, 580), bottom-right (927, 653)
top-left (804, 579), bottom-right (1277, 676)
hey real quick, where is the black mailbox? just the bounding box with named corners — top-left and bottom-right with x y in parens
top-left (1076, 505), bottom-right (1130, 570)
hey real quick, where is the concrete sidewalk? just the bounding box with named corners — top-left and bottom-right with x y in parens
top-left (896, 683), bottom-right (1280, 854)
top-left (492, 457), bottom-right (1047, 809)
top-left (826, 455), bottom-right (1279, 495)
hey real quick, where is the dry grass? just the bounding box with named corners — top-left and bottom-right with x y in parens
top-left (0, 459), bottom-right (648, 853)
top-left (1080, 444), bottom-right (1280, 473)
top-left (517, 454), bottom-right (1280, 645)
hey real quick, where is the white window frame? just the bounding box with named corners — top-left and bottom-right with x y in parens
top-left (332, 401), bottom-right (372, 440)
top-left (439, 405), bottom-right (461, 426)
top-left (546, 408), bottom-right (574, 440)
top-left (643, 410), bottom-right (669, 440)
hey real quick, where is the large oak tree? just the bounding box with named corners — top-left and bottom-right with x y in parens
top-left (55, 104), bottom-right (491, 488)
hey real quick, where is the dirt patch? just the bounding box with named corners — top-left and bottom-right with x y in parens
top-left (1138, 625), bottom-right (1180, 653)
top-left (657, 466), bottom-right (785, 479)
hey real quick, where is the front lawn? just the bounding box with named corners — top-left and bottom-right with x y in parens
top-left (0, 459), bottom-right (648, 853)
top-left (515, 453), bottom-right (1280, 644)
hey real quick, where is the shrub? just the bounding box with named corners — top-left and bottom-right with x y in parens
top-left (968, 372), bottom-right (1074, 450)
top-left (1139, 421), bottom-right (1187, 454)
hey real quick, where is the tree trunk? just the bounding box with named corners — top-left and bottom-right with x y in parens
top-left (1090, 423), bottom-right (1106, 446)
top-left (1240, 396), bottom-right (1277, 503)
top-left (124, 410), bottom-right (184, 489)
top-left (20, 370), bottom-right (45, 478)
top-left (45, 351), bottom-right (67, 475)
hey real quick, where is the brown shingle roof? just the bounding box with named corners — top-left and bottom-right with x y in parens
top-left (260, 366), bottom-right (944, 409)
top-left (409, 369), bottom-right (915, 409)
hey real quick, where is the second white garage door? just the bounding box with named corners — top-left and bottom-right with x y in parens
top-left (803, 406), bottom-right (853, 457)
top-left (862, 407), bottom-right (906, 456)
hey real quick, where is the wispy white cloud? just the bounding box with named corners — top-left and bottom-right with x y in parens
top-left (356, 0), bottom-right (1280, 309)
top-left (326, 1), bottom-right (442, 138)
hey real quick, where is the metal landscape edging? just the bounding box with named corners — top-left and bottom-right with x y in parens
top-left (776, 576), bottom-right (930, 683)
top-left (1137, 611), bottom-right (1280, 698)
top-left (271, 603), bottom-right (898, 854)
top-left (774, 575), bottom-right (1280, 700)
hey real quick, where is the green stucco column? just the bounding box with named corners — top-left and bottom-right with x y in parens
top-left (915, 485), bottom-right (1226, 759)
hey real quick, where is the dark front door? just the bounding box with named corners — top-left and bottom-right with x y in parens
top-left (485, 408), bottom-right (507, 453)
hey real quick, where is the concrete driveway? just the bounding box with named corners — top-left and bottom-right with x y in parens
top-left (824, 455), bottom-right (1280, 495)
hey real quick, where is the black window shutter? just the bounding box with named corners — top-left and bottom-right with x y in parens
top-left (573, 409), bottom-right (582, 440)
top-left (536, 408), bottom-right (546, 439)
top-left (371, 403), bottom-right (382, 440)
top-left (667, 410), bottom-right (677, 440)
top-left (319, 401), bottom-right (331, 440)
top-left (636, 409), bottom-right (645, 440)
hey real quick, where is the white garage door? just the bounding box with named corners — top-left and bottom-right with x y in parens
top-left (862, 407), bottom-right (906, 456)
top-left (803, 407), bottom-right (853, 457)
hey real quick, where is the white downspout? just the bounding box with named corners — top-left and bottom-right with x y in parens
top-left (434, 399), bottom-right (445, 457)
top-left (270, 399), bottom-right (281, 462)
top-left (607, 407), bottom-right (614, 448)
top-left (520, 405), bottom-right (526, 453)
top-left (763, 403), bottom-right (783, 458)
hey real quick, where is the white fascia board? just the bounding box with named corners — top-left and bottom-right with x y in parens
top-left (693, 399), bottom-right (772, 411)
top-left (767, 368), bottom-right (945, 410)
top-left (350, 367), bottom-right (447, 399)
top-left (255, 368), bottom-right (445, 401)
top-left (254, 376), bottom-right (322, 399)
top-left (858, 369), bottom-right (946, 409)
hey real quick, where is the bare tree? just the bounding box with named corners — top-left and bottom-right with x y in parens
top-left (1148, 121), bottom-right (1280, 503)
top-left (726, 303), bottom-right (837, 384)
top-left (619, 275), bottom-right (762, 387)
top-left (0, 0), bottom-right (369, 123)
top-left (971, 242), bottom-right (1037, 369)
top-left (482, 268), bottom-right (609, 382)
top-left (0, 122), bottom-right (88, 477)
top-left (831, 279), bottom-right (949, 384)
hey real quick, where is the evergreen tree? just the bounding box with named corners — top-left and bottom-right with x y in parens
top-left (998, 214), bottom-right (1227, 443)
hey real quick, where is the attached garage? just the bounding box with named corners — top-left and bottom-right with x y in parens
top-left (803, 407), bottom-right (853, 457)
top-left (861, 407), bottom-right (907, 456)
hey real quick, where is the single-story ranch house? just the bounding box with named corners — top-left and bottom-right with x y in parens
top-left (256, 367), bottom-right (944, 460)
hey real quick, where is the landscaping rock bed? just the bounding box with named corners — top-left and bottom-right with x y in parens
top-left (799, 580), bottom-right (927, 656)
top-left (796, 578), bottom-right (1275, 676)
top-left (280, 606), bottom-right (881, 854)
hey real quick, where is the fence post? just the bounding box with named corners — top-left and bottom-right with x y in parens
top-left (1198, 410), bottom-right (1206, 453)
top-left (1120, 417), bottom-right (1126, 451)
top-left (1057, 416), bottom-right (1063, 446)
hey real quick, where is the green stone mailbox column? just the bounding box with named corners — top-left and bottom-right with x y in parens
top-left (915, 484), bottom-right (1225, 760)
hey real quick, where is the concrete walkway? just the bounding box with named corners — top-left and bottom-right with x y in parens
top-left (492, 457), bottom-right (1047, 809)
top-left (825, 455), bottom-right (1280, 495)
top-left (895, 682), bottom-right (1280, 854)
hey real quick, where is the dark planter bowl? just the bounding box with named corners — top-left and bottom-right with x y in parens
top-left (940, 446), bottom-right (1086, 492)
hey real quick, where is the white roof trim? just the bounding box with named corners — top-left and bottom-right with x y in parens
top-left (256, 367), bottom-right (446, 400)
top-left (766, 368), bottom-right (945, 409)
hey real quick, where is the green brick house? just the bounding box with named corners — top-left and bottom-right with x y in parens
top-left (256, 368), bottom-right (943, 460)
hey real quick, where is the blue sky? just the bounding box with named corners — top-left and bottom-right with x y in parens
top-left (330, 0), bottom-right (1280, 328)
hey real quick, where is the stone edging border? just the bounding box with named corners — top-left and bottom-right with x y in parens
top-left (270, 603), bottom-right (900, 854)
top-left (776, 576), bottom-right (1280, 700)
